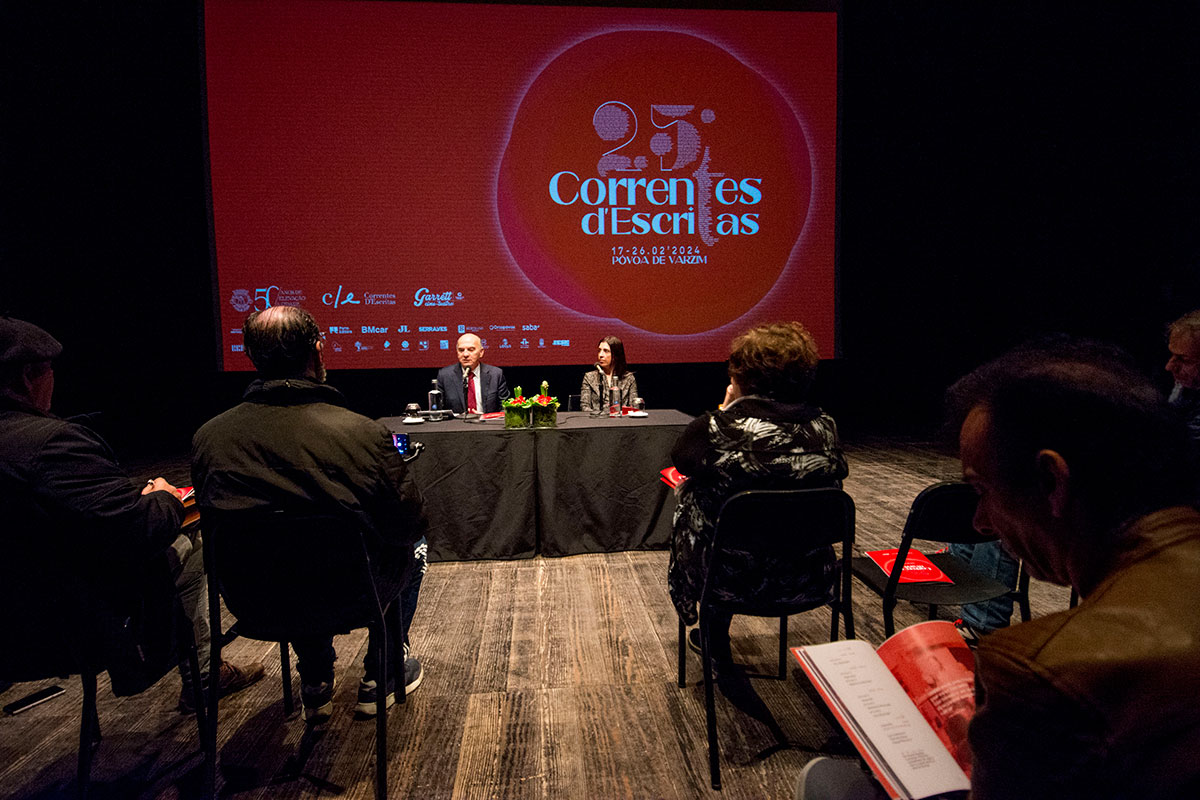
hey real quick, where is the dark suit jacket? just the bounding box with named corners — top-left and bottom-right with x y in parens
top-left (436, 362), bottom-right (509, 413)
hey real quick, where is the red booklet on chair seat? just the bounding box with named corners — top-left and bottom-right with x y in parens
top-left (865, 548), bottom-right (954, 583)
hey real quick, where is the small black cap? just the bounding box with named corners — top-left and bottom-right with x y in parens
top-left (0, 317), bottom-right (63, 365)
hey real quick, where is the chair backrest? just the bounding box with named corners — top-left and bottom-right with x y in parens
top-left (203, 508), bottom-right (388, 643)
top-left (881, 481), bottom-right (996, 596)
top-left (903, 481), bottom-right (992, 546)
top-left (701, 487), bottom-right (855, 615)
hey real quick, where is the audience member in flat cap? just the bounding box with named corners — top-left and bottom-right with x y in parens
top-left (0, 315), bottom-right (264, 711)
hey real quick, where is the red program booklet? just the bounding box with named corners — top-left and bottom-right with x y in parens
top-left (659, 467), bottom-right (686, 488)
top-left (865, 548), bottom-right (954, 584)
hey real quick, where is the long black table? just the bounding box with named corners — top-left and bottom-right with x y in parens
top-left (378, 410), bottom-right (693, 561)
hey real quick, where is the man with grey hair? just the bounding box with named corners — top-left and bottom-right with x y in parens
top-left (192, 305), bottom-right (428, 722)
top-left (0, 315), bottom-right (263, 711)
top-left (1166, 308), bottom-right (1200, 444)
top-left (436, 332), bottom-right (509, 414)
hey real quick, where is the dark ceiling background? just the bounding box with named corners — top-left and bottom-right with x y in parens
top-left (3, 1), bottom-right (1198, 458)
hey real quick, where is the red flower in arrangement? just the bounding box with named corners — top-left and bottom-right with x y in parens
top-left (503, 387), bottom-right (533, 410)
top-left (533, 380), bottom-right (560, 409)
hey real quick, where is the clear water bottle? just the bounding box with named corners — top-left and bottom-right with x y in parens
top-left (428, 379), bottom-right (443, 416)
top-left (608, 384), bottom-right (620, 417)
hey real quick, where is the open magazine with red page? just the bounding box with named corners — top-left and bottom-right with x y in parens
top-left (792, 620), bottom-right (974, 800)
top-left (865, 548), bottom-right (954, 583)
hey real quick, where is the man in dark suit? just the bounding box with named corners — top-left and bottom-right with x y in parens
top-left (436, 333), bottom-right (509, 414)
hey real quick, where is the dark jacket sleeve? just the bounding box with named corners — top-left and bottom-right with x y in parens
top-left (436, 364), bottom-right (463, 413)
top-left (365, 420), bottom-right (428, 551)
top-left (490, 365), bottom-right (510, 412)
top-left (34, 421), bottom-right (184, 562)
top-left (671, 412), bottom-right (714, 478)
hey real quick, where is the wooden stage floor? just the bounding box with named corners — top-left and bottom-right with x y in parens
top-left (0, 439), bottom-right (1072, 799)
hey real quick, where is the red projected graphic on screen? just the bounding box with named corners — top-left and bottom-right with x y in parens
top-left (499, 31), bottom-right (810, 335)
top-left (204, 1), bottom-right (837, 370)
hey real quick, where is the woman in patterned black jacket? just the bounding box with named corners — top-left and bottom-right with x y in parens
top-left (669, 322), bottom-right (847, 669)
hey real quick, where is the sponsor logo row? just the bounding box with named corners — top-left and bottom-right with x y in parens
top-left (231, 336), bottom-right (568, 355)
top-left (229, 285), bottom-right (466, 314)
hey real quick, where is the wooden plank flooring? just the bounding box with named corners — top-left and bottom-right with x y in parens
top-left (0, 439), bottom-right (1072, 799)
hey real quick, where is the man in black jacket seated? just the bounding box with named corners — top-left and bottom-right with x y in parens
top-left (192, 306), bottom-right (428, 722)
top-left (0, 316), bottom-right (263, 711)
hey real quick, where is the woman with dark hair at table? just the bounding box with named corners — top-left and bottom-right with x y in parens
top-left (580, 335), bottom-right (639, 413)
top-left (669, 321), bottom-right (847, 673)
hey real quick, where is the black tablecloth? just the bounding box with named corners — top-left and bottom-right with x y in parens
top-left (378, 410), bottom-right (693, 561)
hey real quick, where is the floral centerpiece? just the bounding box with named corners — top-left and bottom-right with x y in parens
top-left (530, 380), bottom-right (560, 428)
top-left (503, 386), bottom-right (533, 429)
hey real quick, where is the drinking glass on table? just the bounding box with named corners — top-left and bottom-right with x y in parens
top-left (632, 397), bottom-right (645, 413)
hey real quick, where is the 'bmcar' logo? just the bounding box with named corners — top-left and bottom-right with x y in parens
top-left (498, 30), bottom-right (812, 334)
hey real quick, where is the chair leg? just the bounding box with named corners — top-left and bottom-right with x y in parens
top-left (841, 560), bottom-right (855, 640)
top-left (883, 599), bottom-right (896, 639)
top-left (699, 623), bottom-right (721, 791)
top-left (279, 642), bottom-right (294, 715)
top-left (173, 592), bottom-right (208, 740)
top-left (392, 603), bottom-right (406, 705)
top-left (829, 569), bottom-right (842, 642)
top-left (1016, 569), bottom-right (1032, 622)
top-left (375, 624), bottom-right (388, 800)
top-left (184, 629), bottom-right (208, 741)
top-left (778, 616), bottom-right (788, 679)
top-left (677, 618), bottom-right (687, 688)
top-left (77, 672), bottom-right (99, 800)
top-left (205, 568), bottom-right (222, 799)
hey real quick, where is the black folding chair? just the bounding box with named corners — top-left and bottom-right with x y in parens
top-left (203, 509), bottom-right (408, 800)
top-left (850, 481), bottom-right (1031, 637)
top-left (677, 487), bottom-right (856, 790)
top-left (0, 551), bottom-right (206, 800)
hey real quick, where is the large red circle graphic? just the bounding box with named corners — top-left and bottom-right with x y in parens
top-left (498, 31), bottom-right (812, 335)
